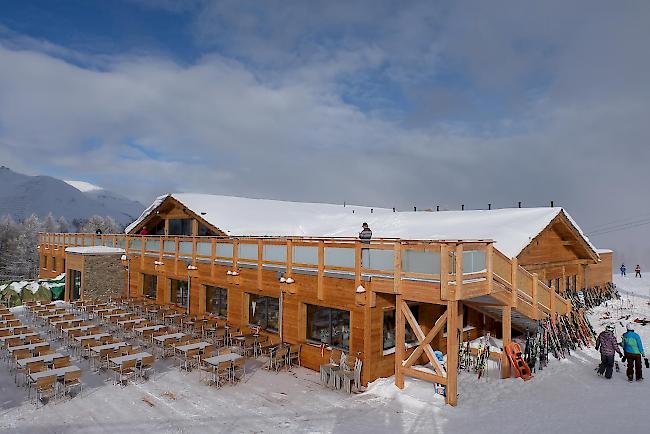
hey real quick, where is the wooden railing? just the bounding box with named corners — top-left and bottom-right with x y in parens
top-left (38, 232), bottom-right (571, 315)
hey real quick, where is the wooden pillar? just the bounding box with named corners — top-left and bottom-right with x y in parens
top-left (317, 241), bottom-right (325, 300)
top-left (446, 300), bottom-right (459, 406)
top-left (486, 243), bottom-right (493, 293)
top-left (395, 295), bottom-right (405, 389)
top-left (455, 244), bottom-right (463, 300)
top-left (393, 242), bottom-right (402, 294)
top-left (257, 239), bottom-right (263, 290)
top-left (355, 241), bottom-right (362, 290)
top-left (286, 239), bottom-right (293, 278)
top-left (501, 305), bottom-right (512, 378)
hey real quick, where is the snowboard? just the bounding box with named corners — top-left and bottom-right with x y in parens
top-left (505, 342), bottom-right (532, 381)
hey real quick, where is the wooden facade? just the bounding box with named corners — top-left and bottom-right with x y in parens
top-left (36, 202), bottom-right (612, 406)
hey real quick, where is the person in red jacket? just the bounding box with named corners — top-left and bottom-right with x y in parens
top-left (635, 264), bottom-right (641, 278)
top-left (139, 226), bottom-right (149, 236)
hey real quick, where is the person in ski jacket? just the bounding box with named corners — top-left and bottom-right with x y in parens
top-left (620, 264), bottom-right (626, 276)
top-left (596, 325), bottom-right (622, 379)
top-left (95, 228), bottom-right (102, 235)
top-left (359, 223), bottom-right (372, 267)
top-left (635, 264), bottom-right (641, 278)
top-left (621, 323), bottom-right (645, 381)
top-left (140, 226), bottom-right (149, 236)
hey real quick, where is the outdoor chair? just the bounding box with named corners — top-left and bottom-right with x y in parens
top-left (215, 361), bottom-right (231, 387)
top-left (287, 344), bottom-right (301, 368)
top-left (231, 357), bottom-right (246, 383)
top-left (180, 348), bottom-right (200, 371)
top-left (113, 359), bottom-right (137, 386)
top-left (60, 370), bottom-right (82, 399)
top-left (32, 374), bottom-right (57, 407)
top-left (270, 346), bottom-right (288, 372)
top-left (243, 336), bottom-right (257, 358)
top-left (139, 355), bottom-right (155, 381)
top-left (53, 355), bottom-right (71, 369)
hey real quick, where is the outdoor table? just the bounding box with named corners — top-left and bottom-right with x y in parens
top-left (109, 351), bottom-right (152, 366)
top-left (152, 332), bottom-right (185, 343)
top-left (75, 333), bottom-right (110, 342)
top-left (0, 326), bottom-right (28, 333)
top-left (51, 319), bottom-right (81, 327)
top-left (174, 341), bottom-right (211, 354)
top-left (106, 312), bottom-right (129, 319)
top-left (8, 342), bottom-right (49, 353)
top-left (203, 353), bottom-right (242, 366)
top-left (17, 352), bottom-right (65, 367)
top-left (134, 325), bottom-right (167, 334)
top-left (0, 332), bottom-right (38, 342)
top-left (29, 365), bottom-right (81, 381)
top-left (63, 325), bottom-right (96, 334)
top-left (91, 342), bottom-right (128, 353)
top-left (118, 318), bottom-right (144, 326)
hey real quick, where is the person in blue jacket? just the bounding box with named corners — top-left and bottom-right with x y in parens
top-left (620, 264), bottom-right (626, 276)
top-left (621, 323), bottom-right (645, 381)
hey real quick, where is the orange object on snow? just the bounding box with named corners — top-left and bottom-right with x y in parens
top-left (505, 342), bottom-right (532, 381)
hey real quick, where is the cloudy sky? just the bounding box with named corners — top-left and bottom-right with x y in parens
top-left (1, 0), bottom-right (649, 264)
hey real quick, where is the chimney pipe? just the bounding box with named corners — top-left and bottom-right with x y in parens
top-left (518, 201), bottom-right (522, 208)
top-left (392, 207), bottom-right (396, 212)
top-left (488, 203), bottom-right (491, 210)
top-left (370, 208), bottom-right (373, 214)
top-left (413, 206), bottom-right (417, 212)
top-left (343, 201), bottom-right (346, 207)
top-left (436, 205), bottom-right (439, 212)
top-left (550, 200), bottom-right (554, 207)
top-left (461, 204), bottom-right (464, 211)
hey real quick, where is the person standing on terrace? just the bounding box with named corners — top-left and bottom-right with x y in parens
top-left (359, 223), bottom-right (372, 267)
top-left (140, 226), bottom-right (149, 235)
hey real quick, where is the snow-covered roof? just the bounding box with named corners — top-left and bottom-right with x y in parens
top-left (65, 246), bottom-right (126, 255)
top-left (126, 193), bottom-right (597, 258)
top-left (64, 179), bottom-right (103, 192)
top-left (596, 248), bottom-right (613, 254)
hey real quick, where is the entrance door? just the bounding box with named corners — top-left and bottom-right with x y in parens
top-left (69, 269), bottom-right (82, 301)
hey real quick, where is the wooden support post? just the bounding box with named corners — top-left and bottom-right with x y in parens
top-left (141, 236), bottom-right (145, 269)
top-left (561, 266), bottom-right (566, 293)
top-left (457, 301), bottom-right (464, 339)
top-left (174, 237), bottom-right (179, 275)
top-left (317, 241), bottom-right (324, 301)
top-left (440, 244), bottom-right (449, 300)
top-left (455, 244), bottom-right (463, 300)
top-left (232, 239), bottom-right (239, 272)
top-left (393, 242), bottom-right (402, 294)
top-left (501, 305), bottom-right (512, 378)
top-left (446, 300), bottom-right (459, 406)
top-left (549, 283), bottom-right (556, 316)
top-left (510, 257), bottom-right (518, 307)
top-left (395, 295), bottom-right (405, 389)
top-left (210, 239), bottom-right (216, 280)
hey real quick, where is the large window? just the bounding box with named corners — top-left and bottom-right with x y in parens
top-left (169, 278), bottom-right (189, 307)
top-left (249, 295), bottom-right (279, 332)
top-left (142, 273), bottom-right (157, 299)
top-left (206, 286), bottom-right (228, 317)
top-left (383, 304), bottom-right (420, 351)
top-left (168, 219), bottom-right (192, 236)
top-left (52, 256), bottom-right (57, 271)
top-left (69, 269), bottom-right (81, 301)
top-left (42, 255), bottom-right (48, 269)
top-left (307, 304), bottom-right (350, 351)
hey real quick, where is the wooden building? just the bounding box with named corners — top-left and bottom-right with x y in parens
top-left (37, 194), bottom-right (613, 405)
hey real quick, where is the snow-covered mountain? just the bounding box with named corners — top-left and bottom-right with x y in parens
top-left (0, 166), bottom-right (143, 227)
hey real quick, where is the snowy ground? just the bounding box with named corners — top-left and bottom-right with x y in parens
top-left (1, 274), bottom-right (648, 434)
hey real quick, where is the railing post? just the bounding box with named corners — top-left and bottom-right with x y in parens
top-left (210, 238), bottom-right (216, 280)
top-left (174, 237), bottom-right (179, 275)
top-left (510, 257), bottom-right (518, 307)
top-left (393, 242), bottom-right (402, 294)
top-left (501, 305), bottom-right (512, 378)
top-left (440, 243), bottom-right (449, 300)
top-left (232, 239), bottom-right (239, 272)
top-left (395, 295), bottom-right (405, 389)
top-left (455, 243), bottom-right (463, 300)
top-left (549, 284), bottom-right (556, 316)
top-left (355, 241), bottom-right (361, 290)
top-left (257, 239), bottom-right (263, 290)
top-left (141, 235), bottom-right (145, 269)
top-left (286, 239), bottom-right (293, 278)
top-left (446, 300), bottom-right (459, 406)
top-left (317, 241), bottom-right (325, 301)
top-left (486, 242), bottom-right (493, 294)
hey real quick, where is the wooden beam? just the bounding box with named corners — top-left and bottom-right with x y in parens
top-left (486, 243), bottom-right (494, 294)
top-left (395, 295), bottom-right (405, 389)
top-left (355, 241), bottom-right (361, 290)
top-left (531, 273), bottom-right (539, 319)
top-left (286, 239), bottom-right (293, 278)
top-left (403, 310), bottom-right (448, 369)
top-left (401, 366), bottom-right (447, 386)
top-left (257, 239), bottom-right (263, 290)
top-left (446, 300), bottom-right (459, 406)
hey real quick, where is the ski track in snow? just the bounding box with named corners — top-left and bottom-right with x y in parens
top-left (1, 274), bottom-right (648, 433)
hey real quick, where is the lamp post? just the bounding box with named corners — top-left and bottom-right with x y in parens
top-left (121, 254), bottom-right (130, 299)
top-left (186, 262), bottom-right (198, 316)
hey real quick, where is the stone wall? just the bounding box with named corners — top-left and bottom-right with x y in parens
top-left (82, 254), bottom-right (125, 301)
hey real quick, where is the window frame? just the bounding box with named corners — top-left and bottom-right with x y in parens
top-left (248, 294), bottom-right (279, 332)
top-left (169, 278), bottom-right (189, 308)
top-left (205, 286), bottom-right (228, 318)
top-left (168, 218), bottom-right (193, 236)
top-left (142, 273), bottom-right (157, 299)
top-left (382, 303), bottom-right (420, 352)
